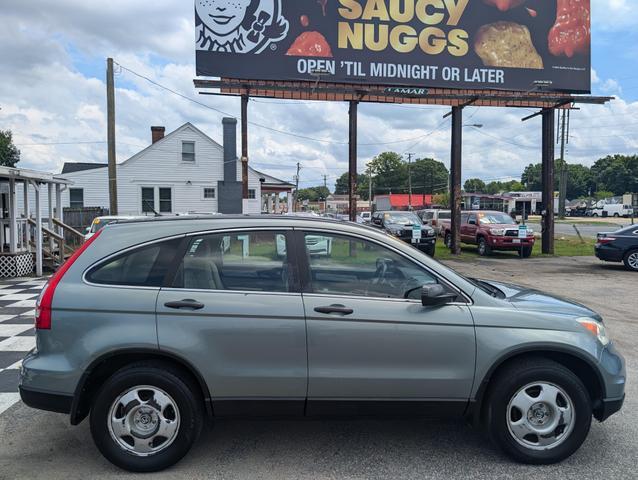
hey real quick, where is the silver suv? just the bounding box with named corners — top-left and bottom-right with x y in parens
top-left (21, 216), bottom-right (625, 472)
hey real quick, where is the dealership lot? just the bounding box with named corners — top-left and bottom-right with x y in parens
top-left (0, 257), bottom-right (635, 480)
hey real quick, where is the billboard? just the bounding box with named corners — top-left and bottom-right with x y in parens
top-left (195, 0), bottom-right (591, 93)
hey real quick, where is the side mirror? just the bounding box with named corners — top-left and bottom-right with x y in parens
top-left (85, 226), bottom-right (91, 233)
top-left (421, 284), bottom-right (457, 307)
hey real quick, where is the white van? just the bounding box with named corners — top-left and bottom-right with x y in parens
top-left (591, 204), bottom-right (634, 218)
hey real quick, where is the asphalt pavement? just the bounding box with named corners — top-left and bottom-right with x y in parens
top-left (0, 256), bottom-right (635, 479)
top-left (526, 221), bottom-right (632, 238)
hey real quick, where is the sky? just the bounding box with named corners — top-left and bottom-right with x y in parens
top-left (1, 0), bottom-right (637, 190)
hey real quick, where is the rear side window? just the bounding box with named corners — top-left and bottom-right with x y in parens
top-left (86, 238), bottom-right (181, 287)
top-left (438, 212), bottom-right (450, 220)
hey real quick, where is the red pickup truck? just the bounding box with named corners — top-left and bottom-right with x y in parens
top-left (441, 210), bottom-right (535, 257)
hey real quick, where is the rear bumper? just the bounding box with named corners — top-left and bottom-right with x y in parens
top-left (595, 245), bottom-right (624, 262)
top-left (19, 386), bottom-right (72, 414)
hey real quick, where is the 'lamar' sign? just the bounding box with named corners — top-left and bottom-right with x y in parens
top-left (195, 0), bottom-right (591, 93)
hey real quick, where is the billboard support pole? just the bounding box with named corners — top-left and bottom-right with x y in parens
top-left (450, 106), bottom-right (463, 255)
top-left (348, 100), bottom-right (358, 222)
top-left (541, 108), bottom-right (555, 254)
top-left (241, 94), bottom-right (249, 199)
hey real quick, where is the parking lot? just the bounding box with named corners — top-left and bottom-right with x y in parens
top-left (0, 256), bottom-right (635, 480)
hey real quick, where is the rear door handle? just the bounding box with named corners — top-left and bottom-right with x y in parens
top-left (164, 299), bottom-right (205, 310)
top-left (314, 304), bottom-right (354, 315)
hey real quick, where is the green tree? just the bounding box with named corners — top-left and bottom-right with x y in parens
top-left (464, 178), bottom-right (486, 193)
top-left (521, 161), bottom-right (593, 198)
top-left (296, 186), bottom-right (330, 202)
top-left (334, 172), bottom-right (369, 200)
top-left (591, 155), bottom-right (638, 195)
top-left (432, 192), bottom-right (450, 208)
top-left (0, 130), bottom-right (20, 167)
top-left (368, 151), bottom-right (408, 195)
top-left (411, 157), bottom-right (449, 194)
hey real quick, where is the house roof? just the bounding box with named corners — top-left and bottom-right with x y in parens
top-left (250, 167), bottom-right (294, 187)
top-left (376, 194), bottom-right (433, 208)
top-left (61, 162), bottom-right (107, 174)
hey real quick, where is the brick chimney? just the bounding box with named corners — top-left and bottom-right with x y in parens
top-left (218, 117), bottom-right (243, 214)
top-left (151, 126), bottom-right (165, 144)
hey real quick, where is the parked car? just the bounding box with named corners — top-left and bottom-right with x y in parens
top-left (595, 225), bottom-right (638, 271)
top-left (84, 216), bottom-right (147, 240)
top-left (416, 209), bottom-right (451, 235)
top-left (360, 211), bottom-right (371, 222)
top-left (21, 216), bottom-right (625, 471)
top-left (371, 210), bottom-right (436, 256)
top-left (590, 204), bottom-right (634, 218)
top-left (441, 210), bottom-right (535, 258)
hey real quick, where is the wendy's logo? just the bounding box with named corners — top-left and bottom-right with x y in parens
top-left (195, 0), bottom-right (289, 53)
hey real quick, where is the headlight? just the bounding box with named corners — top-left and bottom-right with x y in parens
top-left (490, 228), bottom-right (505, 236)
top-left (526, 228), bottom-right (534, 235)
top-left (577, 318), bottom-right (610, 345)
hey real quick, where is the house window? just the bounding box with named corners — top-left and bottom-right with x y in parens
top-left (69, 188), bottom-right (84, 208)
top-left (203, 188), bottom-right (216, 199)
top-left (248, 189), bottom-right (256, 200)
top-left (182, 141), bottom-right (195, 162)
top-left (159, 188), bottom-right (172, 213)
top-left (142, 187), bottom-right (155, 213)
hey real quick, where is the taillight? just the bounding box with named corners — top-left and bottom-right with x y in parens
top-left (35, 229), bottom-right (103, 330)
top-left (597, 237), bottom-right (616, 245)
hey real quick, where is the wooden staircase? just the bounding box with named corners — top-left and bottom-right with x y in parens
top-left (28, 218), bottom-right (85, 270)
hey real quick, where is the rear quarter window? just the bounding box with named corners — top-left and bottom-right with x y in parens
top-left (86, 238), bottom-right (182, 287)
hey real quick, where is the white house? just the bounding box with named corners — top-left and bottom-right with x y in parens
top-left (53, 120), bottom-right (294, 216)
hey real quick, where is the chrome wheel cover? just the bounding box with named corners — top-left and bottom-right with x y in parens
top-left (506, 382), bottom-right (575, 451)
top-left (627, 252), bottom-right (638, 270)
top-left (108, 385), bottom-right (181, 457)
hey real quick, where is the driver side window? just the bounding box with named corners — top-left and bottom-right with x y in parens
top-left (302, 233), bottom-right (437, 299)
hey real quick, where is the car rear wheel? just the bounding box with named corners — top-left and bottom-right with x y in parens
top-left (90, 362), bottom-right (204, 472)
top-left (623, 250), bottom-right (638, 272)
top-left (478, 237), bottom-right (491, 256)
top-left (486, 358), bottom-right (591, 464)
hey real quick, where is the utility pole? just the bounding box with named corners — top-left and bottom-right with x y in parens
top-left (407, 153), bottom-right (414, 210)
top-left (241, 94), bottom-right (249, 199)
top-left (558, 109), bottom-right (568, 219)
top-left (293, 162), bottom-right (301, 212)
top-left (368, 163), bottom-right (373, 212)
top-left (348, 101), bottom-right (358, 222)
top-left (106, 58), bottom-right (118, 215)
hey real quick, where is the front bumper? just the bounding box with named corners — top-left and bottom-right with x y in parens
top-left (596, 395), bottom-right (625, 421)
top-left (489, 236), bottom-right (535, 250)
top-left (594, 341), bottom-right (626, 421)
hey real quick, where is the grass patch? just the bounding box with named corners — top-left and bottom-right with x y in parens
top-left (435, 236), bottom-right (595, 261)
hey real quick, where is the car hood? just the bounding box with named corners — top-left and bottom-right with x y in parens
top-left (386, 222), bottom-right (434, 233)
top-left (480, 223), bottom-right (518, 229)
top-left (480, 279), bottom-right (601, 320)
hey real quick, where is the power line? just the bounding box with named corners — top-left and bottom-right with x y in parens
top-left (114, 62), bottom-right (456, 148)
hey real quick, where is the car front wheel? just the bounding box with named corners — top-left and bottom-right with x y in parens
top-left (90, 362), bottom-right (204, 472)
top-left (478, 237), bottom-right (491, 256)
top-left (486, 358), bottom-right (592, 464)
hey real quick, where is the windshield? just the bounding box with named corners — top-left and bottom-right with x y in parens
top-left (90, 219), bottom-right (111, 234)
top-left (384, 212), bottom-right (422, 225)
top-left (479, 213), bottom-right (516, 225)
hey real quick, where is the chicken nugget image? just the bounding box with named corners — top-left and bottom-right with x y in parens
top-left (474, 21), bottom-right (543, 69)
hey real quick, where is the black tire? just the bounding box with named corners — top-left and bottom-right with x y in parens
top-left (423, 244), bottom-right (436, 257)
top-left (444, 232), bottom-right (452, 249)
top-left (613, 213), bottom-right (620, 218)
top-left (592, 213), bottom-right (598, 217)
top-left (519, 246), bottom-right (533, 259)
top-left (477, 237), bottom-right (491, 256)
top-left (90, 362), bottom-right (204, 472)
top-left (623, 249), bottom-right (638, 272)
top-left (485, 358), bottom-right (592, 465)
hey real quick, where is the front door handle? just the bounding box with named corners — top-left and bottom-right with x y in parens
top-left (164, 299), bottom-right (205, 310)
top-left (314, 304), bottom-right (354, 315)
